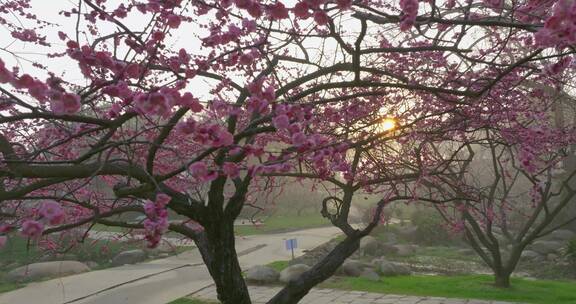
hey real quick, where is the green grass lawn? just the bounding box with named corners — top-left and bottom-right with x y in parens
top-left (93, 213), bottom-right (330, 237)
top-left (235, 214), bottom-right (330, 236)
top-left (0, 278), bottom-right (22, 294)
top-left (322, 275), bottom-right (576, 304)
top-left (267, 260), bottom-right (290, 272)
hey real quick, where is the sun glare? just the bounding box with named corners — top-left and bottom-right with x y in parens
top-left (379, 118), bottom-right (397, 132)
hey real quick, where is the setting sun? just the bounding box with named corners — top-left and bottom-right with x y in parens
top-left (379, 117), bottom-right (397, 132)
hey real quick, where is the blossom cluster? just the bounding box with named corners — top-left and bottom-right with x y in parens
top-left (534, 0), bottom-right (576, 48)
top-left (0, 201), bottom-right (67, 247)
top-left (399, 0), bottom-right (419, 31)
top-left (0, 59), bottom-right (81, 114)
top-left (143, 194), bottom-right (171, 248)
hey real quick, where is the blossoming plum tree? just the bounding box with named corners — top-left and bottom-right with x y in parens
top-left (0, 0), bottom-right (575, 303)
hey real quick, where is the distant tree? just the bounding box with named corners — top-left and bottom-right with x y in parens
top-left (421, 128), bottom-right (576, 288)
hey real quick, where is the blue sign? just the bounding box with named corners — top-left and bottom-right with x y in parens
top-left (285, 238), bottom-right (298, 250)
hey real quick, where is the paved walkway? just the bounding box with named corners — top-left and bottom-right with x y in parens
top-left (0, 227), bottom-right (341, 304)
top-left (191, 286), bottom-right (519, 304)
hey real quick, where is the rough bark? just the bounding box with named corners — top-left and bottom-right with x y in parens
top-left (196, 219), bottom-right (252, 304)
top-left (494, 271), bottom-right (511, 288)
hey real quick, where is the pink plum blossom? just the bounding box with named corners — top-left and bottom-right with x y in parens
top-left (222, 162), bottom-right (240, 178)
top-left (50, 93), bottom-right (82, 114)
top-left (21, 220), bottom-right (44, 239)
top-left (39, 200), bottom-right (65, 225)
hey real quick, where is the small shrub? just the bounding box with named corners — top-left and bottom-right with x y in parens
top-left (410, 208), bottom-right (461, 246)
top-left (564, 238), bottom-right (576, 267)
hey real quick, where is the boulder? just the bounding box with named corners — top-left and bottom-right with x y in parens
top-left (530, 241), bottom-right (563, 255)
top-left (360, 268), bottom-right (380, 281)
top-left (5, 261), bottom-right (90, 282)
top-left (374, 259), bottom-right (410, 276)
top-left (547, 230), bottom-right (576, 242)
top-left (520, 250), bottom-right (542, 261)
top-left (546, 253), bottom-right (559, 261)
top-left (85, 261), bottom-right (99, 269)
top-left (245, 265), bottom-right (279, 284)
top-left (380, 243), bottom-right (399, 255)
top-left (393, 244), bottom-right (418, 256)
top-left (279, 264), bottom-right (310, 283)
top-left (457, 248), bottom-right (475, 256)
top-left (359, 236), bottom-right (380, 256)
top-left (339, 260), bottom-right (366, 277)
top-left (111, 249), bottom-right (147, 266)
top-left (396, 225), bottom-right (418, 241)
top-left (380, 232), bottom-right (398, 245)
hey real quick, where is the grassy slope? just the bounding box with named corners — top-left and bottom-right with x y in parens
top-left (93, 213), bottom-right (330, 237)
top-left (323, 275), bottom-right (576, 304)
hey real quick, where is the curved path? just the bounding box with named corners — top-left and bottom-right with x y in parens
top-left (0, 227), bottom-right (340, 304)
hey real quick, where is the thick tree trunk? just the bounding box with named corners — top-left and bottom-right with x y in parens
top-left (267, 235), bottom-right (362, 304)
top-left (196, 219), bottom-right (252, 304)
top-left (494, 271), bottom-right (511, 288)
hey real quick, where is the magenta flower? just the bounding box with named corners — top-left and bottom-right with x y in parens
top-left (313, 10), bottom-right (329, 26)
top-left (21, 220), bottom-right (44, 239)
top-left (272, 114), bottom-right (290, 130)
top-left (222, 162), bottom-right (240, 178)
top-left (190, 161), bottom-right (218, 182)
top-left (39, 200), bottom-right (65, 225)
top-left (50, 92), bottom-right (81, 114)
top-left (293, 2), bottom-right (310, 19)
top-left (267, 2), bottom-right (289, 20)
top-left (166, 14), bottom-right (182, 28)
top-left (291, 132), bottom-right (307, 146)
top-left (156, 193), bottom-right (171, 207)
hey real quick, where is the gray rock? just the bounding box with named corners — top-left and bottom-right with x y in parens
top-left (381, 233), bottom-right (398, 245)
top-left (360, 268), bottom-right (380, 281)
top-left (111, 249), bottom-right (147, 266)
top-left (520, 250), bottom-right (542, 260)
top-left (339, 260), bottom-right (366, 277)
top-left (85, 261), bottom-right (99, 269)
top-left (530, 240), bottom-right (563, 255)
top-left (546, 253), bottom-right (558, 261)
top-left (279, 264), bottom-right (310, 283)
top-left (380, 243), bottom-right (399, 255)
top-left (245, 265), bottom-right (279, 284)
top-left (375, 259), bottom-right (411, 276)
top-left (547, 230), bottom-right (576, 241)
top-left (457, 248), bottom-right (475, 256)
top-left (396, 225), bottom-right (418, 240)
top-left (5, 261), bottom-right (90, 282)
top-left (359, 236), bottom-right (380, 256)
top-left (393, 244), bottom-right (418, 256)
